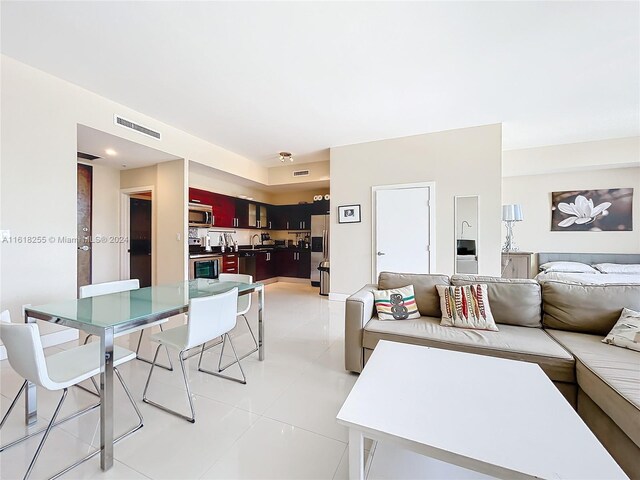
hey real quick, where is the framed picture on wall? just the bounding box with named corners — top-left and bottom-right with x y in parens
top-left (338, 204), bottom-right (361, 224)
top-left (551, 188), bottom-right (633, 231)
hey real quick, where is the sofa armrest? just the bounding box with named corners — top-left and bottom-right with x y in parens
top-left (345, 284), bottom-right (377, 373)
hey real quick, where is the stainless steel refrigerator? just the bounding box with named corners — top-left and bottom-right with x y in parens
top-left (310, 214), bottom-right (329, 287)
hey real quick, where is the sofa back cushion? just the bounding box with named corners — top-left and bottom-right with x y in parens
top-left (378, 272), bottom-right (450, 317)
top-left (542, 281), bottom-right (640, 335)
top-left (452, 275), bottom-right (542, 327)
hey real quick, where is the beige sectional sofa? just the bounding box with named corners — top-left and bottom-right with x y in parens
top-left (345, 272), bottom-right (640, 478)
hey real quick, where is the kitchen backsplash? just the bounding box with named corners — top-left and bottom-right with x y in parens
top-left (194, 227), bottom-right (308, 247)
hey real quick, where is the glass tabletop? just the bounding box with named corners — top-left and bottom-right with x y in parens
top-left (26, 279), bottom-right (262, 330)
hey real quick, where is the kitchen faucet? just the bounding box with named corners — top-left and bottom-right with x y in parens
top-left (251, 234), bottom-right (260, 250)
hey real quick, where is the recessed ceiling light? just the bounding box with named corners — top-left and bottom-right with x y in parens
top-left (105, 148), bottom-right (117, 156)
top-left (121, 164), bottom-right (127, 168)
top-left (247, 197), bottom-right (254, 201)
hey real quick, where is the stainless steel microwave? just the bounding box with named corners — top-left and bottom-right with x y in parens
top-left (188, 203), bottom-right (213, 227)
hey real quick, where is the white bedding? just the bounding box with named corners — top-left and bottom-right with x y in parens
top-left (535, 272), bottom-right (640, 284)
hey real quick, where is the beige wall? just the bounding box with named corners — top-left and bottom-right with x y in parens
top-left (121, 161), bottom-right (187, 284)
top-left (330, 124), bottom-right (503, 295)
top-left (268, 160), bottom-right (330, 186)
top-left (502, 167), bottom-right (640, 256)
top-left (189, 161), bottom-right (273, 204)
top-left (503, 137), bottom-right (639, 177)
top-left (88, 162), bottom-right (121, 283)
top-left (0, 56), bottom-right (216, 319)
top-left (271, 189), bottom-right (329, 205)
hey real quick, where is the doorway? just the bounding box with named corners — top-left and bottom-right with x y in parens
top-left (120, 187), bottom-right (155, 286)
top-left (129, 194), bottom-right (152, 287)
top-left (77, 163), bottom-right (93, 291)
top-left (372, 183), bottom-right (435, 281)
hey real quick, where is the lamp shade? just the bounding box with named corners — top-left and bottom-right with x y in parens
top-left (502, 204), bottom-right (523, 222)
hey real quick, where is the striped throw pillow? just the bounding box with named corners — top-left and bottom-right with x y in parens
top-left (373, 285), bottom-right (421, 321)
top-left (436, 284), bottom-right (498, 331)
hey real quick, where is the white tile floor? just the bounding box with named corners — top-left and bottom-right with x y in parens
top-left (0, 283), bottom-right (361, 480)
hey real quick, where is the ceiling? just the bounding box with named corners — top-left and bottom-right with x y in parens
top-left (3, 2), bottom-right (639, 167)
top-left (77, 125), bottom-right (181, 169)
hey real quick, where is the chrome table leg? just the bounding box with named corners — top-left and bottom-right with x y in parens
top-left (24, 311), bottom-right (37, 426)
top-left (100, 327), bottom-right (114, 470)
top-left (258, 285), bottom-right (264, 361)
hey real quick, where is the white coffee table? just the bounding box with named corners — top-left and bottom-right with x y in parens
top-left (337, 340), bottom-right (627, 480)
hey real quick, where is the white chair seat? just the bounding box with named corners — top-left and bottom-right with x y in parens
top-left (150, 325), bottom-right (190, 351)
top-left (46, 344), bottom-right (136, 389)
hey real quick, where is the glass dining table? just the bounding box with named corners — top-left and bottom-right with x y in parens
top-left (23, 278), bottom-right (264, 471)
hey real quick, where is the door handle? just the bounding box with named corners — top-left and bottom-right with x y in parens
top-left (78, 245), bottom-right (90, 251)
top-left (377, 251), bottom-right (385, 256)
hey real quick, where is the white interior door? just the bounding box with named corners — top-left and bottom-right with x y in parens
top-left (375, 186), bottom-right (431, 279)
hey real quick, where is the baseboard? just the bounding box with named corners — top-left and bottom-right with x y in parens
top-left (0, 327), bottom-right (78, 361)
top-left (277, 277), bottom-right (312, 285)
top-left (329, 293), bottom-right (349, 302)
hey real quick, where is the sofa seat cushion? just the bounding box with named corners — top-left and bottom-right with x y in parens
top-left (546, 329), bottom-right (640, 447)
top-left (362, 316), bottom-right (575, 382)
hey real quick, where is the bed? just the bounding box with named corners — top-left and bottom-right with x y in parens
top-left (535, 252), bottom-right (640, 284)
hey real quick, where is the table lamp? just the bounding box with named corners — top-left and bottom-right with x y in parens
top-left (502, 204), bottom-right (523, 252)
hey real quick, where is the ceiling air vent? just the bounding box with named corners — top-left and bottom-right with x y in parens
top-left (293, 170), bottom-right (310, 177)
top-left (114, 114), bottom-right (161, 140)
top-left (77, 151), bottom-right (100, 160)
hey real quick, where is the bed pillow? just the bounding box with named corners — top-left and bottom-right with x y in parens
top-left (602, 308), bottom-right (640, 352)
top-left (539, 261), bottom-right (597, 274)
top-left (593, 263), bottom-right (640, 275)
top-left (436, 284), bottom-right (498, 331)
top-left (373, 285), bottom-right (421, 321)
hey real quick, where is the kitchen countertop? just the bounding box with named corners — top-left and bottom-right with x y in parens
top-left (189, 245), bottom-right (311, 258)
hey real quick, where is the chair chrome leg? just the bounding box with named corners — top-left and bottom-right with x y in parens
top-left (48, 368), bottom-right (144, 480)
top-left (199, 334), bottom-right (246, 385)
top-left (23, 388), bottom-right (68, 479)
top-left (135, 325), bottom-right (174, 371)
top-left (142, 346), bottom-right (196, 423)
top-left (183, 337), bottom-right (223, 360)
top-left (218, 315), bottom-right (258, 372)
top-left (0, 380), bottom-right (27, 431)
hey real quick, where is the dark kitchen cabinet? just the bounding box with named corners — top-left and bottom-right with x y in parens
top-left (289, 204), bottom-right (312, 230)
top-left (189, 187), bottom-right (213, 206)
top-left (222, 253), bottom-right (238, 274)
top-left (210, 193), bottom-right (235, 228)
top-left (255, 251), bottom-right (276, 281)
top-left (312, 199), bottom-right (330, 215)
top-left (297, 250), bottom-right (311, 278)
top-left (234, 198), bottom-right (249, 228)
top-left (274, 249), bottom-right (311, 278)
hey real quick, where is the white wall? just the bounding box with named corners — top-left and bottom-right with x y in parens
top-left (330, 124), bottom-right (503, 295)
top-left (189, 161), bottom-right (273, 204)
top-left (89, 162), bottom-right (121, 283)
top-left (0, 55), bottom-right (248, 320)
top-left (503, 137), bottom-right (639, 177)
top-left (502, 166), bottom-right (640, 256)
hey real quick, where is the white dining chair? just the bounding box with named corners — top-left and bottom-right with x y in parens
top-left (0, 311), bottom-right (143, 480)
top-left (142, 288), bottom-right (244, 423)
top-left (80, 279), bottom-right (173, 371)
top-left (217, 273), bottom-right (258, 372)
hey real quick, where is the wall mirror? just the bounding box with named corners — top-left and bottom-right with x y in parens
top-left (454, 195), bottom-right (479, 274)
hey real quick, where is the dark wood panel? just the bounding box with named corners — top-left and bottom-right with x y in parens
top-left (77, 163), bottom-right (92, 292)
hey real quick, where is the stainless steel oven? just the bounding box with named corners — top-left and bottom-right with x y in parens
top-left (188, 255), bottom-right (221, 280)
top-left (188, 203), bottom-right (213, 227)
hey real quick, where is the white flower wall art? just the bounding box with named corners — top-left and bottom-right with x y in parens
top-left (551, 189), bottom-right (633, 232)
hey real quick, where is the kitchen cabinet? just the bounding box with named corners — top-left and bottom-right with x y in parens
top-left (189, 187), bottom-right (213, 207)
top-left (289, 204), bottom-right (312, 230)
top-left (258, 205), bottom-right (269, 229)
top-left (312, 199), bottom-right (330, 215)
top-left (210, 193), bottom-right (235, 228)
top-left (222, 253), bottom-right (238, 274)
top-left (255, 251), bottom-right (276, 281)
top-left (274, 249), bottom-right (311, 278)
top-left (297, 250), bottom-right (311, 278)
top-left (234, 198), bottom-right (249, 228)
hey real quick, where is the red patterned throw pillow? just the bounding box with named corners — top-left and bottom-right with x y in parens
top-left (436, 284), bottom-right (498, 331)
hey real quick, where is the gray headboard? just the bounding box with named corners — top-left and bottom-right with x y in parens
top-left (537, 252), bottom-right (640, 269)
